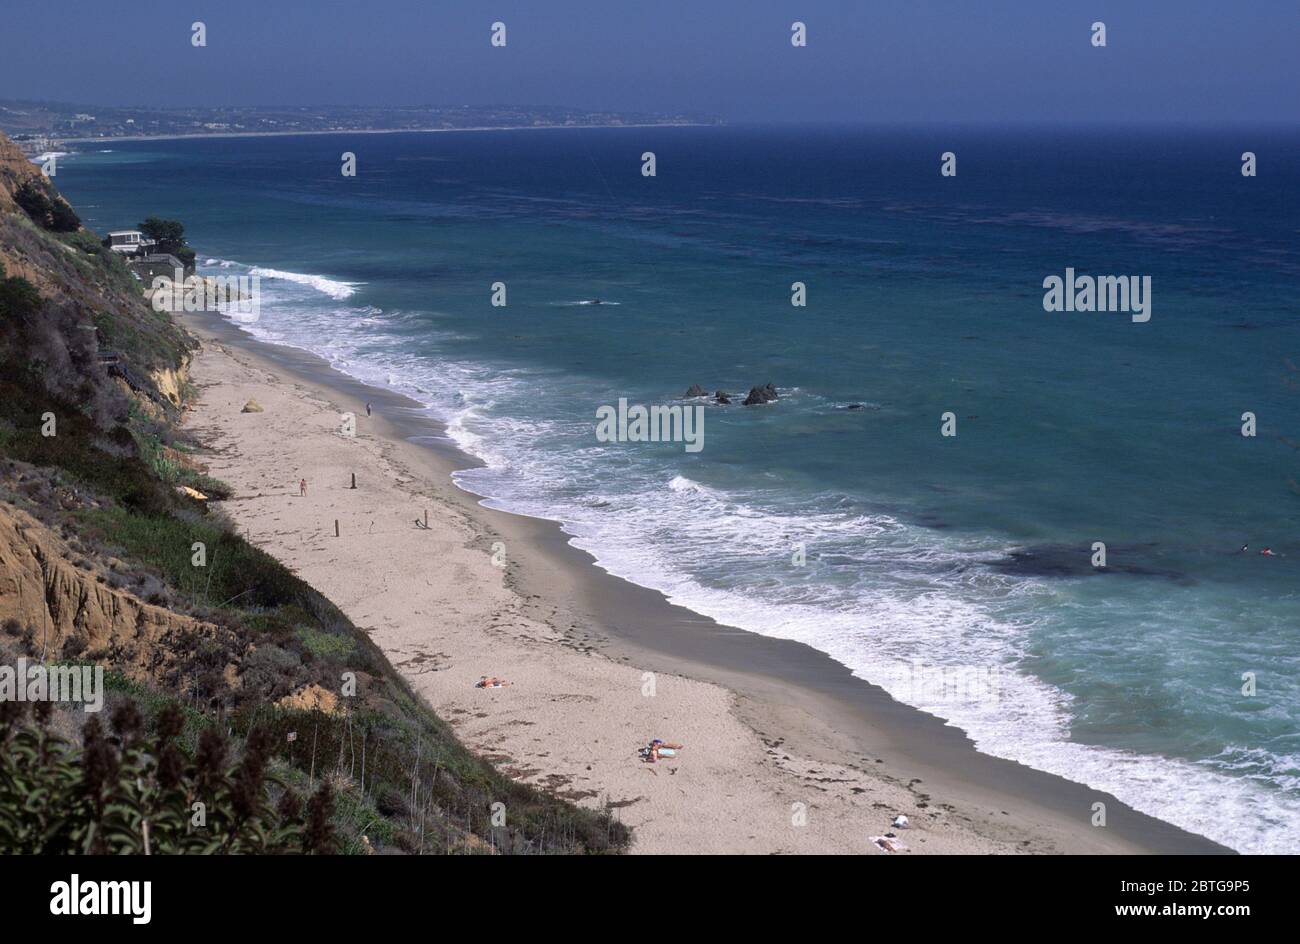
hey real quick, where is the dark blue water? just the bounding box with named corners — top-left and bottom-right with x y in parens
top-left (57, 125), bottom-right (1300, 851)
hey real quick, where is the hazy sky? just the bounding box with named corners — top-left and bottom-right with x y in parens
top-left (1, 0), bottom-right (1295, 122)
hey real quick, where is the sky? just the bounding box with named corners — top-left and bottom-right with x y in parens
top-left (1, 0), bottom-right (1296, 123)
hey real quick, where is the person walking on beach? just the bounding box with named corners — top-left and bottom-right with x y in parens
top-left (299, 478), bottom-right (307, 497)
top-left (366, 402), bottom-right (372, 417)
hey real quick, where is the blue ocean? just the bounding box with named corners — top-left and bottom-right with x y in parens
top-left (57, 125), bottom-right (1300, 852)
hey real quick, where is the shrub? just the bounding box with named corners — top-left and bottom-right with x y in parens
top-left (296, 625), bottom-right (356, 662)
top-left (13, 181), bottom-right (52, 225)
top-left (0, 276), bottom-right (42, 320)
top-left (0, 699), bottom-right (335, 854)
top-left (12, 180), bottom-right (79, 232)
top-left (49, 198), bottom-right (81, 233)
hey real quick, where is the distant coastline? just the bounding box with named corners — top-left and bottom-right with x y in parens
top-left (54, 121), bottom-right (714, 145)
top-left (0, 100), bottom-right (720, 153)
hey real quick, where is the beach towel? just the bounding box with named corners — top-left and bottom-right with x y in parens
top-left (870, 835), bottom-right (909, 853)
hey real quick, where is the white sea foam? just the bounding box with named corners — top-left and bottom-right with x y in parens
top-left (520, 475), bottom-right (1300, 852)
top-left (196, 257), bottom-right (1300, 854)
top-left (455, 453), bottom-right (1300, 854)
top-left (199, 258), bottom-right (359, 299)
top-left (246, 266), bottom-right (361, 300)
top-left (667, 475), bottom-right (719, 497)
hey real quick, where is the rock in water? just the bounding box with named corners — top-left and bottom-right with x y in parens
top-left (684, 384), bottom-right (709, 398)
top-left (742, 383), bottom-right (778, 406)
top-left (241, 399), bottom-right (264, 413)
top-left (714, 390), bottom-right (732, 404)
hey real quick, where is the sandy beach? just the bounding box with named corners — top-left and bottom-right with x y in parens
top-left (178, 312), bottom-right (1231, 855)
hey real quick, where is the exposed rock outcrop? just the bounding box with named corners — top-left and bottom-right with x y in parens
top-left (0, 132), bottom-right (46, 216)
top-left (277, 683), bottom-right (341, 715)
top-left (152, 362), bottom-right (191, 408)
top-left (0, 502), bottom-right (237, 694)
top-left (742, 383), bottom-right (778, 406)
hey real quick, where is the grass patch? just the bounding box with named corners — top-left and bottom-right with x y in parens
top-left (296, 626), bottom-right (357, 662)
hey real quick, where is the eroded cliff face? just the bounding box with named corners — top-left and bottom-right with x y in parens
top-left (0, 129), bottom-right (222, 694)
top-left (0, 500), bottom-right (239, 694)
top-left (152, 362), bottom-right (190, 409)
top-left (0, 132), bottom-right (45, 215)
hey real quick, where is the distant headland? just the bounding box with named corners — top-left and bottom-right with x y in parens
top-left (0, 101), bottom-right (721, 154)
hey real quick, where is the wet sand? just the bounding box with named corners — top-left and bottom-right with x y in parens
top-left (179, 310), bottom-right (1231, 855)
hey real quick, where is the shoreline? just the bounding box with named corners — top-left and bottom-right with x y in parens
top-left (178, 310), bottom-right (1231, 855)
top-left (52, 122), bottom-right (712, 146)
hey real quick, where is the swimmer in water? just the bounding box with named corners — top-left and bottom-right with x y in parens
top-left (1261, 547), bottom-right (1276, 556)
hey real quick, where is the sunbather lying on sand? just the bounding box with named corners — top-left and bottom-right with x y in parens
top-left (640, 739), bottom-right (684, 762)
top-left (476, 676), bottom-right (510, 689)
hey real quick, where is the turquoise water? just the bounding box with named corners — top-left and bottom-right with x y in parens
top-left (57, 126), bottom-right (1300, 851)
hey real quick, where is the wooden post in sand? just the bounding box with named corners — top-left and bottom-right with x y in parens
top-left (350, 472), bottom-right (356, 490)
top-left (424, 509), bottom-right (428, 529)
top-left (334, 519), bottom-right (340, 538)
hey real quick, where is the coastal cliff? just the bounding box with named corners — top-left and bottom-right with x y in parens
top-left (0, 130), bottom-right (626, 854)
top-left (0, 131), bottom-right (44, 215)
top-left (0, 496), bottom-right (229, 685)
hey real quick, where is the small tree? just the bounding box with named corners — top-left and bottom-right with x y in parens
top-left (49, 197), bottom-right (81, 233)
top-left (12, 181), bottom-right (80, 232)
top-left (138, 217), bottom-right (194, 266)
top-left (139, 217), bottom-right (185, 252)
top-left (13, 181), bottom-right (53, 227)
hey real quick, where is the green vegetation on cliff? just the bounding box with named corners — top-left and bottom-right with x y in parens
top-left (138, 216), bottom-right (196, 268)
top-left (0, 133), bottom-right (628, 854)
top-left (13, 178), bottom-right (80, 233)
